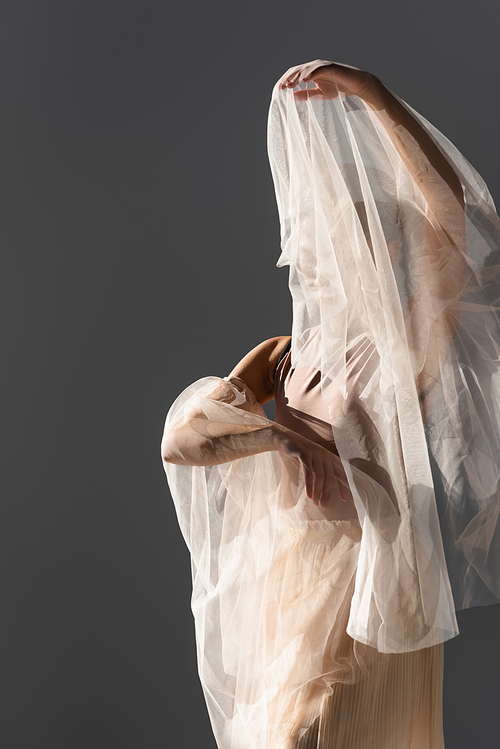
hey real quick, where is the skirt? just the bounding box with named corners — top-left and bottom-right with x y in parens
top-left (263, 520), bottom-right (444, 749)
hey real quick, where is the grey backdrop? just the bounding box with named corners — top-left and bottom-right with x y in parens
top-left (1, 1), bottom-right (500, 747)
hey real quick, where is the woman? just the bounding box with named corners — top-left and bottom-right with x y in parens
top-left (162, 61), bottom-right (500, 748)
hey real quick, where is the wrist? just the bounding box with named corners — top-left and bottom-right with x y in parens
top-left (356, 74), bottom-right (385, 106)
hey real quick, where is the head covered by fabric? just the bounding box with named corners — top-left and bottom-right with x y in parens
top-left (268, 62), bottom-right (500, 617)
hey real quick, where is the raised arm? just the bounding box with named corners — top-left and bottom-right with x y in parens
top-left (279, 61), bottom-right (467, 407)
top-left (279, 61), bottom-right (464, 222)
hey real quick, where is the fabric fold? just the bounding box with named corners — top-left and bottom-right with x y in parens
top-left (162, 66), bottom-right (500, 748)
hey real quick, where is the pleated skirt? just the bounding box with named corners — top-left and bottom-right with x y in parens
top-left (264, 520), bottom-right (445, 749)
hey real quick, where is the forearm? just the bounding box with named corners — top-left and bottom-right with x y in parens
top-left (162, 411), bottom-right (347, 509)
top-left (162, 418), bottom-right (281, 467)
top-left (360, 77), bottom-right (467, 392)
top-left (359, 76), bottom-right (464, 214)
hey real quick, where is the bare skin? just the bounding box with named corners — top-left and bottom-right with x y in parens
top-left (162, 334), bottom-right (345, 509)
top-left (227, 335), bottom-right (290, 405)
top-left (228, 335), bottom-right (348, 509)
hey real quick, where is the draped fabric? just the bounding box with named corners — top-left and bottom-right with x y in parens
top-left (267, 66), bottom-right (500, 615)
top-left (164, 377), bottom-right (445, 748)
top-left (162, 64), bottom-right (500, 748)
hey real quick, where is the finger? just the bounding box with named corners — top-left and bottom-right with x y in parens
top-left (312, 460), bottom-right (325, 505)
top-left (298, 59), bottom-right (338, 83)
top-left (279, 63), bottom-right (321, 90)
top-left (286, 71), bottom-right (301, 84)
top-left (293, 87), bottom-right (320, 101)
top-left (293, 86), bottom-right (337, 102)
top-left (337, 470), bottom-right (351, 503)
top-left (320, 464), bottom-right (338, 509)
top-left (338, 478), bottom-right (352, 502)
top-left (304, 459), bottom-right (314, 499)
top-left (278, 69), bottom-right (302, 89)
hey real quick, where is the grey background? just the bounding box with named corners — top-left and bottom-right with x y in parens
top-left (1, 1), bottom-right (500, 747)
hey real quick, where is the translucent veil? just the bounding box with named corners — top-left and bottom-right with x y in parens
top-left (267, 68), bottom-right (500, 613)
top-left (163, 66), bottom-right (500, 749)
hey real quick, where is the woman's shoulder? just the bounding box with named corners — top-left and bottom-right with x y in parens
top-left (228, 336), bottom-right (291, 404)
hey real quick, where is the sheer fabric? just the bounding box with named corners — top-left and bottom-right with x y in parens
top-left (267, 64), bottom-right (500, 616)
top-left (162, 64), bottom-right (500, 748)
top-left (269, 346), bottom-right (444, 749)
top-left (164, 377), bottom-right (444, 748)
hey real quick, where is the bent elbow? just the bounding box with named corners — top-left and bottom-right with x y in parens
top-left (161, 417), bottom-right (219, 467)
top-left (161, 426), bottom-right (209, 467)
top-left (161, 430), bottom-right (182, 465)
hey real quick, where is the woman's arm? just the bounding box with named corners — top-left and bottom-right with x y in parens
top-left (162, 335), bottom-right (343, 508)
top-left (227, 335), bottom-right (291, 404)
top-left (280, 61), bottom-right (466, 406)
top-left (280, 61), bottom-right (464, 219)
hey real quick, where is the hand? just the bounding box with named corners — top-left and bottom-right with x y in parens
top-left (273, 426), bottom-right (349, 509)
top-left (278, 59), bottom-right (373, 101)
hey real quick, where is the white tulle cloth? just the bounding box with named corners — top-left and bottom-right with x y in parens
top-left (163, 68), bottom-right (500, 749)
